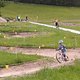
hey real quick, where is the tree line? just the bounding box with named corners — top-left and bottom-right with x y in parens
top-left (1, 0), bottom-right (80, 6)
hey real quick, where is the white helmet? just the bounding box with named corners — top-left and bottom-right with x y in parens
top-left (58, 40), bottom-right (63, 44)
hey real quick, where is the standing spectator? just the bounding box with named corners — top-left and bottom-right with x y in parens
top-left (6, 18), bottom-right (9, 22)
top-left (25, 16), bottom-right (28, 21)
top-left (54, 19), bottom-right (59, 28)
top-left (16, 16), bottom-right (18, 21)
top-left (16, 16), bottom-right (21, 21)
top-left (18, 16), bottom-right (21, 21)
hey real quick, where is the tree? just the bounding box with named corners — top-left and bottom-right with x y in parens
top-left (0, 0), bottom-right (6, 16)
top-left (5, 0), bottom-right (80, 6)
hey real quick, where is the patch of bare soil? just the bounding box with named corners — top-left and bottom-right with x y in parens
top-left (4, 32), bottom-right (50, 38)
top-left (0, 46), bottom-right (80, 77)
top-left (0, 60), bottom-right (47, 77)
top-left (0, 59), bottom-right (74, 78)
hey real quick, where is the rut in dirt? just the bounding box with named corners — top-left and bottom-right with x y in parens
top-left (0, 46), bottom-right (80, 77)
top-left (0, 57), bottom-right (75, 78)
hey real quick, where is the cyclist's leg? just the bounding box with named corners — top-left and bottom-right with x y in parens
top-left (62, 52), bottom-right (67, 61)
top-left (62, 53), bottom-right (66, 57)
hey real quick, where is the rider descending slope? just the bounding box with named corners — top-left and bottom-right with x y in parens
top-left (57, 40), bottom-right (68, 62)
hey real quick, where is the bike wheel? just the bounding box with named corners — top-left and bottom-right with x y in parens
top-left (56, 52), bottom-right (63, 63)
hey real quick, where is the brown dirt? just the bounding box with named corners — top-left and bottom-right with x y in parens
top-left (0, 46), bottom-right (80, 77)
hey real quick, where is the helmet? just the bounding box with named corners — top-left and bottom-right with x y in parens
top-left (58, 40), bottom-right (63, 44)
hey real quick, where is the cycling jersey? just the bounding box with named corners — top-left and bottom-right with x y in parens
top-left (58, 44), bottom-right (67, 53)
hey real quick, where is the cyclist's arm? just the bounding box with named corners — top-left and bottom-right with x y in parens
top-left (56, 45), bottom-right (61, 51)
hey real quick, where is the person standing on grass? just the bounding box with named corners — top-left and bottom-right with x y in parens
top-left (54, 19), bottom-right (59, 28)
top-left (18, 16), bottom-right (21, 21)
top-left (25, 16), bottom-right (28, 21)
top-left (16, 16), bottom-right (21, 21)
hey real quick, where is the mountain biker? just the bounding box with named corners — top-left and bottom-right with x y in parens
top-left (57, 40), bottom-right (67, 61)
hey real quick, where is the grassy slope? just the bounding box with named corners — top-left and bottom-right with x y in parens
top-left (1, 2), bottom-right (80, 30)
top-left (0, 2), bottom-right (79, 54)
top-left (0, 3), bottom-right (80, 80)
top-left (1, 2), bottom-right (80, 20)
top-left (0, 22), bottom-right (53, 32)
top-left (0, 51), bottom-right (42, 67)
top-left (0, 24), bottom-right (80, 48)
top-left (4, 60), bottom-right (80, 80)
top-left (0, 22), bottom-right (80, 48)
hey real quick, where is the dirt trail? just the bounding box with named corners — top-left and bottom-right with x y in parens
top-left (0, 46), bottom-right (80, 77)
top-left (0, 59), bottom-right (74, 78)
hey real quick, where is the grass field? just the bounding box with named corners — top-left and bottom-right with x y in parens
top-left (2, 60), bottom-right (80, 80)
top-left (0, 22), bottom-right (54, 32)
top-left (0, 51), bottom-right (42, 68)
top-left (1, 2), bottom-right (80, 21)
top-left (0, 22), bottom-right (80, 48)
top-left (61, 25), bottom-right (80, 31)
top-left (1, 2), bottom-right (80, 30)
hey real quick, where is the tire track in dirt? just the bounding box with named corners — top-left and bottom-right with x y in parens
top-left (0, 46), bottom-right (80, 77)
top-left (0, 60), bottom-right (74, 78)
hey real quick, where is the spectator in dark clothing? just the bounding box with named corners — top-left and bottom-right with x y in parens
top-left (54, 19), bottom-right (59, 28)
top-left (25, 16), bottom-right (28, 21)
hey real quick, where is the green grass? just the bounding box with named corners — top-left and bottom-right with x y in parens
top-left (0, 22), bottom-right (54, 32)
top-left (3, 60), bottom-right (80, 80)
top-left (1, 2), bottom-right (80, 31)
top-left (0, 25), bottom-right (80, 48)
top-left (1, 2), bottom-right (80, 21)
top-left (0, 3), bottom-right (80, 80)
top-left (61, 25), bottom-right (80, 31)
top-left (0, 51), bottom-right (42, 68)
top-left (0, 22), bottom-right (80, 34)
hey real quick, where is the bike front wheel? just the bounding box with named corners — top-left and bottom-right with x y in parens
top-left (56, 52), bottom-right (64, 63)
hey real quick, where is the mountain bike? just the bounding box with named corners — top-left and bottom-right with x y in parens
top-left (56, 50), bottom-right (69, 63)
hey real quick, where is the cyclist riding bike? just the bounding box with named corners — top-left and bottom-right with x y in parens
top-left (57, 40), bottom-right (67, 61)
